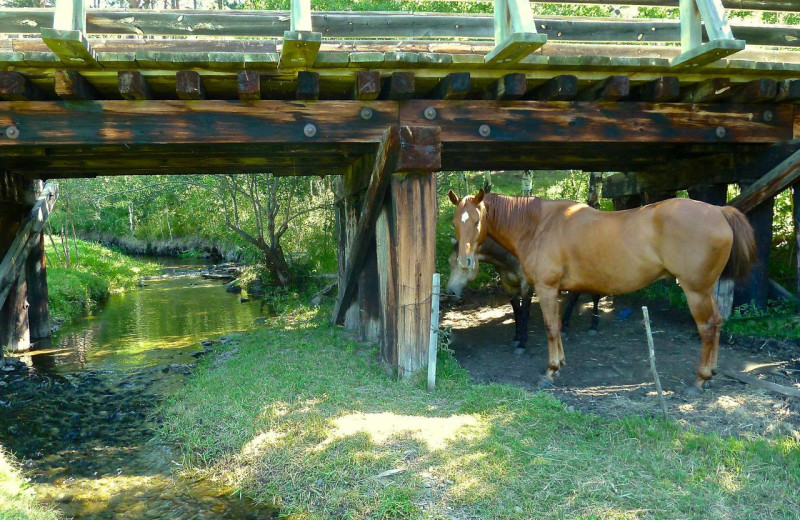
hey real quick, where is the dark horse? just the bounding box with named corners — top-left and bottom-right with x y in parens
top-left (445, 236), bottom-right (600, 354)
top-left (450, 189), bottom-right (756, 393)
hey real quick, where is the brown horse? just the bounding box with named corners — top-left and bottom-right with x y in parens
top-left (449, 189), bottom-right (756, 393)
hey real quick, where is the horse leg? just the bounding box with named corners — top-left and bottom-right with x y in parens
top-left (683, 287), bottom-right (722, 395)
top-left (509, 297), bottom-right (523, 351)
top-left (517, 295), bottom-right (532, 355)
top-left (561, 291), bottom-right (581, 330)
top-left (537, 286), bottom-right (564, 384)
top-left (589, 295), bottom-right (601, 336)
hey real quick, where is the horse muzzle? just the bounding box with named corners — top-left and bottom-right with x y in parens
top-left (457, 254), bottom-right (476, 270)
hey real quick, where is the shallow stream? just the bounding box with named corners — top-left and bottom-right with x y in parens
top-left (0, 258), bottom-right (279, 519)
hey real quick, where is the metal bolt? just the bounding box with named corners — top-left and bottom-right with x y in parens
top-left (359, 107), bottom-right (373, 120)
top-left (715, 126), bottom-right (726, 138)
top-left (303, 123), bottom-right (317, 137)
top-left (4, 126), bottom-right (19, 140)
top-left (763, 110), bottom-right (774, 122)
top-left (478, 124), bottom-right (491, 137)
top-left (423, 106), bottom-right (437, 120)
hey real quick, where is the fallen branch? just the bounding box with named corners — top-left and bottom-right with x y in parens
top-left (719, 369), bottom-right (800, 398)
top-left (311, 281), bottom-right (338, 306)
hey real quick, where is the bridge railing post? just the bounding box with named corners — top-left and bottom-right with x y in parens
top-left (486, 0), bottom-right (546, 66)
top-left (673, 0), bottom-right (744, 69)
top-left (280, 0), bottom-right (322, 69)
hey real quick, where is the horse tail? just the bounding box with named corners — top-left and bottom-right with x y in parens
top-left (721, 206), bottom-right (757, 281)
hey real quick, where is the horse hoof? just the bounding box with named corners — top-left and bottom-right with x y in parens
top-left (538, 377), bottom-right (555, 389)
top-left (683, 385), bottom-right (703, 398)
top-left (587, 329), bottom-right (598, 337)
top-left (510, 340), bottom-right (521, 350)
top-left (513, 347), bottom-right (526, 356)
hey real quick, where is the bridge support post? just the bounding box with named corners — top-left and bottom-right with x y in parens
top-left (26, 182), bottom-right (51, 340)
top-left (734, 181), bottom-right (773, 311)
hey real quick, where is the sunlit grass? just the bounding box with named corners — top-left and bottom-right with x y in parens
top-left (159, 306), bottom-right (800, 520)
top-left (0, 448), bottom-right (61, 520)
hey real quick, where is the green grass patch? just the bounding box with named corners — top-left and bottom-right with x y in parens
top-left (0, 448), bottom-right (60, 520)
top-left (44, 238), bottom-right (160, 324)
top-left (159, 308), bottom-right (800, 520)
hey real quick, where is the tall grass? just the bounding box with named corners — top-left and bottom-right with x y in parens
top-left (0, 448), bottom-right (60, 520)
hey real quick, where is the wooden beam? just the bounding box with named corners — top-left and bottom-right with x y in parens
top-left (731, 78), bottom-right (778, 103)
top-left (485, 73), bottom-right (527, 100)
top-left (776, 80), bottom-right (800, 103)
top-left (636, 76), bottom-right (680, 102)
top-left (296, 70), bottom-right (319, 101)
top-left (118, 71), bottom-right (153, 100)
top-left (429, 72), bottom-right (471, 100)
top-left (577, 75), bottom-right (629, 101)
top-left (531, 75), bottom-right (577, 101)
top-left (352, 71), bottom-right (381, 101)
top-left (237, 70), bottom-right (260, 101)
top-left (0, 72), bottom-right (44, 101)
top-left (396, 126), bottom-right (441, 173)
top-left (672, 38), bottom-right (745, 69)
top-left (681, 77), bottom-right (732, 102)
top-left (380, 72), bottom-right (415, 101)
top-left (279, 30), bottom-right (322, 69)
top-left (332, 127), bottom-right (399, 325)
top-left (40, 28), bottom-right (98, 67)
top-left (176, 70), bottom-right (206, 100)
top-left (54, 70), bottom-right (99, 100)
top-left (729, 148), bottom-right (800, 213)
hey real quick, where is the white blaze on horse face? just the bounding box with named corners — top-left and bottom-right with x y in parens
top-left (461, 211), bottom-right (470, 223)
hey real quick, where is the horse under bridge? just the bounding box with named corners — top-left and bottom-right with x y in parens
top-left (1, 0), bottom-right (800, 377)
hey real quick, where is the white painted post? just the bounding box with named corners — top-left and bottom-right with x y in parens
top-left (53, 0), bottom-right (86, 33)
top-left (427, 273), bottom-right (441, 392)
top-left (695, 0), bottom-right (735, 41)
top-left (679, 0), bottom-right (702, 54)
top-left (290, 0), bottom-right (313, 33)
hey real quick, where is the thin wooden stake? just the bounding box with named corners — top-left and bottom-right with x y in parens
top-left (427, 273), bottom-right (441, 392)
top-left (642, 306), bottom-right (668, 421)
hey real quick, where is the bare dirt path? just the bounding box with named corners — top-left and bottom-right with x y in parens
top-left (442, 289), bottom-right (800, 439)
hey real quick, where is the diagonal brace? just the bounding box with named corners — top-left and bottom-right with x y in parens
top-left (730, 146), bottom-right (800, 214)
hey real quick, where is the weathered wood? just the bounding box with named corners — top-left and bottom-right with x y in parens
top-left (237, 70), bottom-right (260, 101)
top-left (25, 230), bottom-right (49, 341)
top-left (296, 70), bottom-right (320, 101)
top-left (729, 148), bottom-right (800, 213)
top-left (775, 79), bottom-right (800, 104)
top-left (636, 76), bottom-right (680, 102)
top-left (429, 72), bottom-right (471, 100)
top-left (688, 183), bottom-right (728, 206)
top-left (41, 28), bottom-right (97, 67)
top-left (681, 77), bottom-right (732, 102)
top-left (118, 71), bottom-right (153, 100)
top-left (279, 30), bottom-right (322, 69)
top-left (332, 128), bottom-right (400, 325)
top-left (731, 78), bottom-right (778, 104)
top-left (290, 0), bottom-right (312, 33)
top-left (176, 70), bottom-right (206, 100)
top-left (396, 126), bottom-right (441, 173)
top-left (642, 190), bottom-right (676, 204)
top-left (672, 39), bottom-right (745, 69)
top-left (380, 72), bottom-right (415, 101)
top-left (352, 71), bottom-right (380, 101)
top-left (612, 194), bottom-right (642, 210)
top-left (733, 185), bottom-right (773, 310)
top-left (720, 369), bottom-right (800, 398)
top-left (375, 200), bottom-right (398, 367)
top-left (577, 75), bottom-right (629, 101)
top-left (1, 276), bottom-right (30, 354)
top-left (0, 72), bottom-right (44, 101)
top-left (54, 70), bottom-right (99, 100)
top-left (485, 73), bottom-right (527, 100)
top-left (794, 184), bottom-right (800, 311)
top-left (529, 75), bottom-right (577, 101)
top-left (52, 0), bottom-right (85, 33)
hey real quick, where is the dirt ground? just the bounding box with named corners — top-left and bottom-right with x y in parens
top-left (441, 288), bottom-right (800, 439)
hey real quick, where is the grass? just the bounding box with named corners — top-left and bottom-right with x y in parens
top-left (159, 305), bottom-right (800, 520)
top-left (0, 448), bottom-right (60, 520)
top-left (44, 238), bottom-right (160, 324)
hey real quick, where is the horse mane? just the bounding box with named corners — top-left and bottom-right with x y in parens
top-left (483, 193), bottom-right (541, 233)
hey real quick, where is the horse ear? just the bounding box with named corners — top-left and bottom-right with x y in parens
top-left (448, 189), bottom-right (460, 206)
top-left (474, 188), bottom-right (485, 204)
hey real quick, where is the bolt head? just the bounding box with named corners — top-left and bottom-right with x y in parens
top-left (478, 124), bottom-right (491, 137)
top-left (359, 107), bottom-right (373, 120)
top-left (763, 110), bottom-right (774, 122)
top-left (304, 123), bottom-right (317, 137)
top-left (5, 126), bottom-right (19, 140)
top-left (715, 126), bottom-right (726, 138)
top-left (423, 106), bottom-right (437, 120)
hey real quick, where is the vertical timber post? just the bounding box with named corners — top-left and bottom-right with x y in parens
top-left (794, 185), bottom-right (800, 312)
top-left (377, 126), bottom-right (441, 378)
top-left (734, 181), bottom-right (773, 310)
top-left (26, 180), bottom-right (51, 341)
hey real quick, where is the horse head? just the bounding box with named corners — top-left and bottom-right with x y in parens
top-left (448, 188), bottom-right (487, 274)
top-left (445, 236), bottom-right (479, 299)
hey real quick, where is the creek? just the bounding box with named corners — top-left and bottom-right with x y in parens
top-left (0, 257), bottom-right (279, 519)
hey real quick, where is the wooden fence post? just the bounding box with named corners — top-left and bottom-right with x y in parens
top-left (427, 273), bottom-right (441, 392)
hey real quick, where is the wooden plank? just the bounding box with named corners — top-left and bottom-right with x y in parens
top-left (0, 72), bottom-right (44, 101)
top-left (429, 72), bottom-right (471, 100)
top-left (681, 77), bottom-right (732, 102)
top-left (54, 70), bottom-right (99, 100)
top-left (396, 126), bottom-right (441, 173)
top-left (531, 75), bottom-right (577, 101)
top-left (375, 201), bottom-right (397, 367)
top-left (25, 229), bottom-right (49, 340)
top-left (40, 28), bottom-right (97, 67)
top-left (237, 70), bottom-right (260, 101)
top-left (118, 71), bottom-right (153, 100)
top-left (176, 70), bottom-right (206, 100)
top-left (352, 71), bottom-right (381, 101)
top-left (577, 75), bottom-right (629, 101)
top-left (731, 79), bottom-right (778, 103)
top-left (0, 101), bottom-right (398, 147)
top-left (279, 30), bottom-right (321, 69)
top-left (380, 72), bottom-right (415, 100)
top-left (720, 369), bottom-right (800, 399)
top-left (332, 127), bottom-right (400, 325)
top-left (776, 79), bottom-right (800, 103)
top-left (296, 70), bottom-right (319, 100)
top-left (485, 73), bottom-right (527, 100)
top-left (636, 76), bottom-right (680, 102)
top-left (485, 32), bottom-right (547, 67)
top-left (729, 148), bottom-right (800, 213)
top-left (672, 39), bottom-right (745, 69)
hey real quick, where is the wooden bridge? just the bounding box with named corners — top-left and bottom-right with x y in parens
top-left (1, 0), bottom-right (800, 376)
